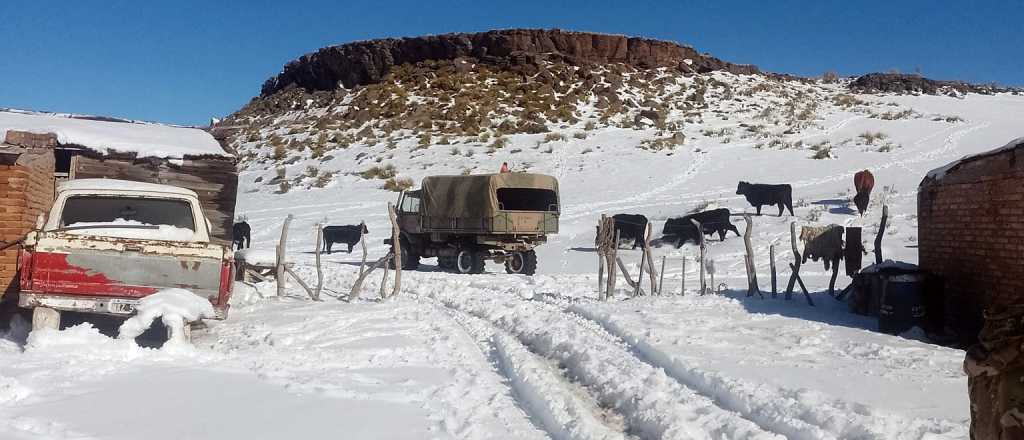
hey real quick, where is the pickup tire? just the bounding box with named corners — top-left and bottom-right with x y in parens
top-left (505, 250), bottom-right (538, 275)
top-left (455, 249), bottom-right (485, 274)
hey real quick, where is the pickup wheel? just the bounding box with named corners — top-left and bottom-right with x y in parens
top-left (455, 249), bottom-right (485, 274)
top-left (505, 250), bottom-right (538, 275)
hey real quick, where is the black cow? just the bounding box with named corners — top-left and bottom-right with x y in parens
top-left (232, 222), bottom-right (251, 250)
top-left (322, 224), bottom-right (369, 254)
top-left (662, 208), bottom-right (740, 248)
top-left (595, 214), bottom-right (649, 249)
top-left (736, 181), bottom-right (794, 216)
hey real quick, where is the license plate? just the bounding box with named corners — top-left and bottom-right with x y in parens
top-left (108, 299), bottom-right (136, 314)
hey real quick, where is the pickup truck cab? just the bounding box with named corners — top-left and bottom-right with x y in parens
top-left (18, 179), bottom-right (233, 330)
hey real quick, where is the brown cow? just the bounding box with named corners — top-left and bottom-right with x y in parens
top-left (853, 170), bottom-right (875, 216)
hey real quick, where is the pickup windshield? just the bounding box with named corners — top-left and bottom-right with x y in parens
top-left (56, 196), bottom-right (197, 241)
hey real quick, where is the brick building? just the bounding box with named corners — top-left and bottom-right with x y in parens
top-left (0, 134), bottom-right (56, 296)
top-left (918, 137), bottom-right (1024, 344)
top-left (0, 110), bottom-right (237, 300)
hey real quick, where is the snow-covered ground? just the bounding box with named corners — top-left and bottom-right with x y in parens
top-left (1, 81), bottom-right (1022, 438)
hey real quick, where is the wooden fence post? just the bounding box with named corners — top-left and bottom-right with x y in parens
top-left (359, 220), bottom-right (368, 277)
top-left (276, 214), bottom-right (293, 298)
top-left (785, 222), bottom-right (799, 300)
top-left (634, 245), bottom-right (646, 297)
top-left (388, 202), bottom-right (402, 298)
top-left (769, 244), bottom-right (777, 298)
top-left (874, 204), bottom-right (888, 264)
top-left (680, 257), bottom-right (686, 296)
top-left (314, 223), bottom-right (324, 301)
top-left (658, 256), bottom-right (666, 296)
top-left (607, 229), bottom-right (619, 298)
top-left (690, 219), bottom-right (706, 295)
top-left (643, 223), bottom-right (657, 295)
top-left (597, 215), bottom-right (607, 301)
top-left (742, 214), bottom-right (762, 298)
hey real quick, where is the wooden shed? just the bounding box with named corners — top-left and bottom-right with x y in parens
top-left (0, 110), bottom-right (238, 297)
top-left (918, 137), bottom-right (1024, 344)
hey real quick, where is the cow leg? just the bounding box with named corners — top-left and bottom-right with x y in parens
top-left (778, 203), bottom-right (785, 217)
top-left (718, 229), bottom-right (727, 241)
top-left (730, 225), bottom-right (741, 237)
top-left (347, 243), bottom-right (354, 253)
top-left (755, 205), bottom-right (762, 215)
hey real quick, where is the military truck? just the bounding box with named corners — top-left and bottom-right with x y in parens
top-left (388, 173), bottom-right (559, 275)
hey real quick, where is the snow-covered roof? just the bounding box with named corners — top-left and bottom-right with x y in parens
top-left (57, 178), bottom-right (199, 198)
top-left (0, 109), bottom-right (230, 159)
top-left (925, 136), bottom-right (1024, 181)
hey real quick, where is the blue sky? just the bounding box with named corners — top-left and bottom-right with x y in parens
top-left (1, 0), bottom-right (1020, 126)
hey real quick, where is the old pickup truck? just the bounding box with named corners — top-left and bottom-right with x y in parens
top-left (18, 179), bottom-right (234, 330)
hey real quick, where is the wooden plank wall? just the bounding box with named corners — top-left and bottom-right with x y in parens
top-left (73, 156), bottom-right (238, 245)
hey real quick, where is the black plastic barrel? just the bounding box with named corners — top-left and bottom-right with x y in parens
top-left (879, 273), bottom-right (926, 335)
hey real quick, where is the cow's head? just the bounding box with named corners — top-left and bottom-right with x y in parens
top-left (736, 181), bottom-right (750, 195)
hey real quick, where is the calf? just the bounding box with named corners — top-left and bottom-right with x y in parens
top-left (232, 222), bottom-right (251, 250)
top-left (662, 208), bottom-right (740, 248)
top-left (736, 181), bottom-right (794, 216)
top-left (322, 224), bottom-right (369, 254)
top-left (853, 170), bottom-right (875, 216)
top-left (595, 214), bottom-right (649, 249)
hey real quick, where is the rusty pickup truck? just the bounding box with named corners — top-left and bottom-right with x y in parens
top-left (18, 179), bottom-right (233, 330)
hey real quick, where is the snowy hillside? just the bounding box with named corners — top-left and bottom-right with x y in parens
top-left (2, 49), bottom-right (1023, 438)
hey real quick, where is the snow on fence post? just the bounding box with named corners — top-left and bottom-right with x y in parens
top-left (874, 204), bottom-right (888, 264)
top-left (314, 223), bottom-right (323, 301)
top-left (276, 214), bottom-right (293, 298)
top-left (742, 214), bottom-right (762, 298)
top-left (388, 202), bottom-right (402, 298)
top-left (690, 218), bottom-right (706, 295)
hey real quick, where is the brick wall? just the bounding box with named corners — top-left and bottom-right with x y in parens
top-left (0, 150), bottom-right (55, 297)
top-left (918, 146), bottom-right (1024, 344)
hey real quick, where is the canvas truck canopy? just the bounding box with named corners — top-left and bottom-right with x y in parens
top-left (420, 173), bottom-right (559, 218)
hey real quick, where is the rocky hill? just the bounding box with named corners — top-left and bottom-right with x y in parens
top-left (259, 29), bottom-right (759, 96)
top-left (219, 29), bottom-right (1015, 195)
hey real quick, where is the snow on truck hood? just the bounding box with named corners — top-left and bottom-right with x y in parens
top-left (0, 109), bottom-right (230, 159)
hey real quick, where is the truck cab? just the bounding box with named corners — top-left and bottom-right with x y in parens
top-left (18, 179), bottom-right (234, 330)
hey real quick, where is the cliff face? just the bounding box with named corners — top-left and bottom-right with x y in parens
top-left (260, 29), bottom-right (759, 96)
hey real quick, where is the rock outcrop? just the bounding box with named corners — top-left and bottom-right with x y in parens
top-left (849, 73), bottom-right (1012, 95)
top-left (260, 29), bottom-right (759, 96)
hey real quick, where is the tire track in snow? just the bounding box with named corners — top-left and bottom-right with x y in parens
top-left (567, 304), bottom-right (966, 440)
top-left (438, 303), bottom-right (631, 440)
top-left (429, 287), bottom-right (782, 440)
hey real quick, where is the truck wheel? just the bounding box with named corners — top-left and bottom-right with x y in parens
top-left (505, 251), bottom-right (538, 275)
top-left (31, 307), bottom-right (61, 332)
top-left (438, 256), bottom-right (457, 270)
top-left (455, 249), bottom-right (485, 274)
top-left (387, 238), bottom-right (419, 270)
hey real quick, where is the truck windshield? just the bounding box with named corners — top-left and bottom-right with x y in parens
top-left (496, 188), bottom-right (558, 212)
top-left (59, 196), bottom-right (196, 231)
